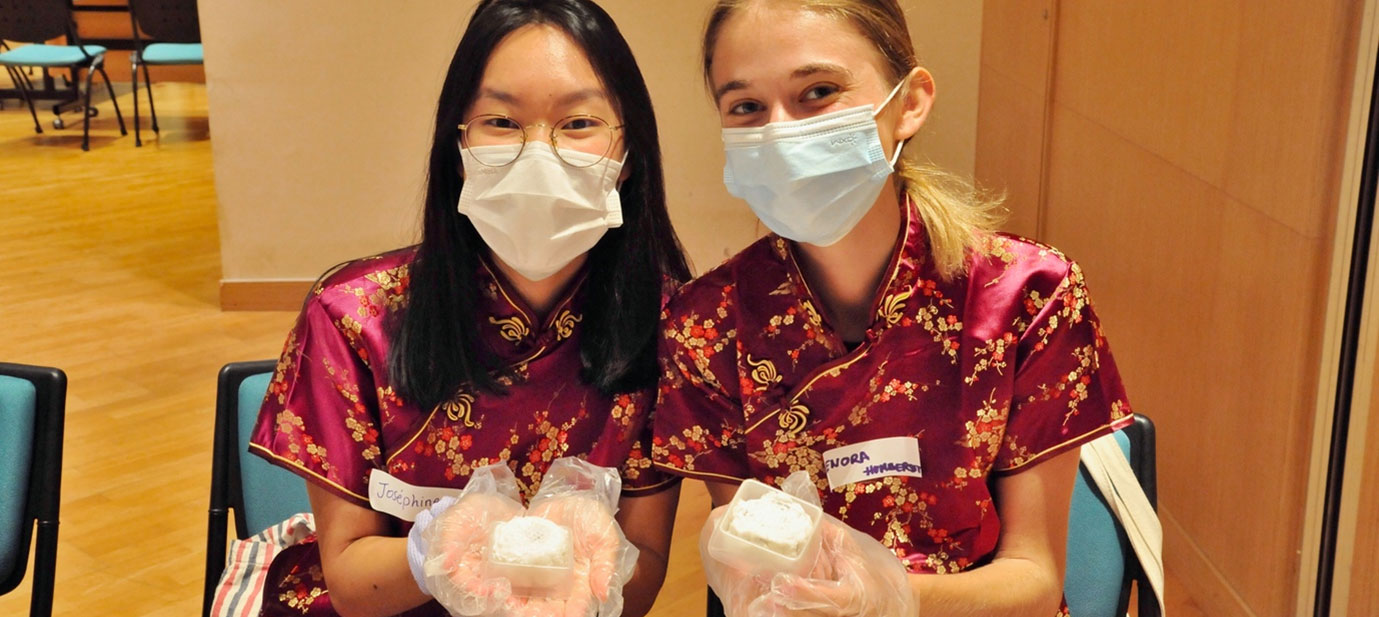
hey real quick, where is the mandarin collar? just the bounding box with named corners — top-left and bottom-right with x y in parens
top-left (775, 195), bottom-right (928, 345)
top-left (477, 254), bottom-right (589, 352)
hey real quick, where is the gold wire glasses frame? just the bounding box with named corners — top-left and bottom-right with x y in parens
top-left (458, 113), bottom-right (625, 168)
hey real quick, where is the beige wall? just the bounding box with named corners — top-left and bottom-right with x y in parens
top-left (205, 0), bottom-right (983, 289)
top-left (977, 2), bottom-right (1362, 615)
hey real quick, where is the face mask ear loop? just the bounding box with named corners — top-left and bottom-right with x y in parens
top-left (873, 77), bottom-right (911, 169)
top-left (871, 76), bottom-right (910, 119)
top-left (888, 138), bottom-right (908, 169)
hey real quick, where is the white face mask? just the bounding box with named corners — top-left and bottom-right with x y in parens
top-left (721, 80), bottom-right (907, 247)
top-left (458, 144), bottom-right (624, 282)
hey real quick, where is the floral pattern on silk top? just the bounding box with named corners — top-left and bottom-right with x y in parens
top-left (251, 249), bottom-right (670, 506)
top-left (652, 200), bottom-right (1133, 584)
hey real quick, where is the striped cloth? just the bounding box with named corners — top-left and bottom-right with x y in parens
top-left (210, 513), bottom-right (316, 617)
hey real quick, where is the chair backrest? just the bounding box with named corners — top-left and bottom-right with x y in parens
top-left (0, 362), bottom-right (66, 617)
top-left (128, 0), bottom-right (200, 44)
top-left (233, 370), bottom-right (312, 534)
top-left (1063, 415), bottom-right (1159, 617)
top-left (0, 375), bottom-right (36, 592)
top-left (0, 0), bottom-right (73, 44)
top-left (204, 360), bottom-right (310, 617)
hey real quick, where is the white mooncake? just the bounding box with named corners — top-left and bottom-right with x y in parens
top-left (489, 517), bottom-right (573, 566)
top-left (726, 492), bottom-right (813, 557)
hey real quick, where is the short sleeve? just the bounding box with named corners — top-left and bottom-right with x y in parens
top-left (651, 286), bottom-right (751, 482)
top-left (994, 261), bottom-right (1133, 473)
top-left (249, 296), bottom-right (384, 505)
top-left (588, 388), bottom-right (680, 497)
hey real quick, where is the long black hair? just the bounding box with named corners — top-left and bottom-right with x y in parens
top-left (389, 0), bottom-right (690, 411)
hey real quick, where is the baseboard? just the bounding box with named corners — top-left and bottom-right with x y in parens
top-left (1161, 508), bottom-right (1258, 617)
top-left (219, 280), bottom-right (314, 311)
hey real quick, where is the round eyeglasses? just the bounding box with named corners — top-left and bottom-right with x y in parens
top-left (458, 114), bottom-right (624, 168)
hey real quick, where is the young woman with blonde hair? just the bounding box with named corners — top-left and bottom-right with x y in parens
top-left (653, 1), bottom-right (1134, 615)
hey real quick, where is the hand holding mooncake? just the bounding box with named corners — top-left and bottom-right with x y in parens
top-left (422, 458), bottom-right (638, 617)
top-left (701, 471), bottom-right (917, 617)
top-left (750, 517), bottom-right (917, 617)
top-left (700, 471), bottom-right (824, 616)
top-left (497, 457), bottom-right (637, 617)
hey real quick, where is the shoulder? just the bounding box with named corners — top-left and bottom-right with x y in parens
top-left (307, 247), bottom-right (416, 318)
top-left (967, 233), bottom-right (1082, 297)
top-left (664, 235), bottom-right (782, 321)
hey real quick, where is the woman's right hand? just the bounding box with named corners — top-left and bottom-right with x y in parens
top-left (406, 496), bottom-right (458, 596)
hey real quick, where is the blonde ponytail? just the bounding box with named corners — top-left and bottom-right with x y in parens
top-left (895, 158), bottom-right (1006, 281)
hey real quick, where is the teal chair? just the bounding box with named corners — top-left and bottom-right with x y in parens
top-left (0, 363), bottom-right (66, 617)
top-left (0, 0), bottom-right (127, 151)
top-left (202, 360), bottom-right (311, 617)
top-left (1064, 414), bottom-right (1159, 617)
top-left (127, 0), bottom-right (203, 147)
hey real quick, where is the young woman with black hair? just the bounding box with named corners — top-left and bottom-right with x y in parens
top-left (241, 2), bottom-right (689, 616)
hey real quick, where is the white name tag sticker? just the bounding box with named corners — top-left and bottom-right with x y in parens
top-left (822, 436), bottom-right (922, 490)
top-left (368, 468), bottom-right (464, 522)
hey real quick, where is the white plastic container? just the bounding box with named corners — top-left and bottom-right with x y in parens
top-left (483, 517), bottom-right (574, 598)
top-left (707, 479), bottom-right (823, 576)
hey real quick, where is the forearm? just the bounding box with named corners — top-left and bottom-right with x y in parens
top-left (908, 557), bottom-right (1063, 617)
top-left (615, 483), bottom-right (681, 617)
top-left (620, 539), bottom-right (670, 617)
top-left (322, 535), bottom-right (431, 617)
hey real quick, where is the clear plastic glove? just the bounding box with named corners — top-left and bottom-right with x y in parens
top-left (503, 457), bottom-right (639, 617)
top-left (747, 517), bottom-right (917, 617)
top-left (422, 463), bottom-right (526, 616)
top-left (701, 472), bottom-right (821, 617)
top-left (703, 472), bottom-right (918, 617)
top-left (407, 495), bottom-right (458, 596)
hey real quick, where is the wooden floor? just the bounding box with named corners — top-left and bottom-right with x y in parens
top-left (0, 80), bottom-right (1203, 617)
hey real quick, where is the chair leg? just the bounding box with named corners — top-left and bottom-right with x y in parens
top-left (6, 65), bottom-right (42, 134)
top-left (31, 520), bottom-right (58, 617)
top-left (131, 53), bottom-right (142, 146)
top-left (142, 61), bottom-right (158, 134)
top-left (81, 64), bottom-right (95, 151)
top-left (96, 63), bottom-right (126, 136)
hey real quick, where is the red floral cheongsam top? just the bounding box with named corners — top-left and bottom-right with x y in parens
top-left (248, 249), bottom-right (672, 617)
top-left (653, 200), bottom-right (1133, 588)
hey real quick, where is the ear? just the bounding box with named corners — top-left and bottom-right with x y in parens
top-left (892, 67), bottom-right (935, 142)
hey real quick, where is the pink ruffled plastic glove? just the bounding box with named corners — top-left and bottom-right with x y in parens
top-left (746, 517), bottom-right (917, 617)
top-left (422, 464), bottom-right (525, 616)
top-left (502, 458), bottom-right (638, 617)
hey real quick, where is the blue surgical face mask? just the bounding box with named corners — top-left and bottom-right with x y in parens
top-left (721, 80), bottom-right (907, 247)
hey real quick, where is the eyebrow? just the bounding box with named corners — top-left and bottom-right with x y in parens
top-left (792, 62), bottom-right (853, 81)
top-left (479, 87), bottom-right (520, 106)
top-left (478, 87), bottom-right (608, 108)
top-left (713, 63), bottom-right (855, 103)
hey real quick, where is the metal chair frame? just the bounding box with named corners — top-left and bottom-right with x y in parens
top-left (126, 0), bottom-right (201, 146)
top-left (0, 0), bottom-right (127, 150)
top-left (0, 362), bottom-right (67, 617)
